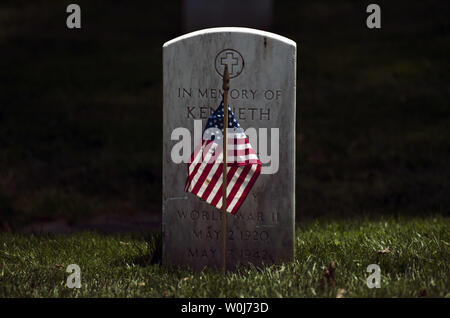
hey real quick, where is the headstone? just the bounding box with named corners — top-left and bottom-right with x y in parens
top-left (182, 0), bottom-right (273, 32)
top-left (163, 27), bottom-right (296, 270)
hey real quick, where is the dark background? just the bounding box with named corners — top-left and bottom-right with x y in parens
top-left (0, 0), bottom-right (448, 232)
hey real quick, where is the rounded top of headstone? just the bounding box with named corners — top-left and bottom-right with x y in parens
top-left (163, 27), bottom-right (296, 48)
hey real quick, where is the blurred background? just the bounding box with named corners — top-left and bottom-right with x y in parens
top-left (0, 0), bottom-right (448, 232)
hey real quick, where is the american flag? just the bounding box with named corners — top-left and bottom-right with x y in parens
top-left (185, 99), bottom-right (261, 215)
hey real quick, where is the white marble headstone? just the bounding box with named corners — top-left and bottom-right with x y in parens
top-left (163, 27), bottom-right (296, 270)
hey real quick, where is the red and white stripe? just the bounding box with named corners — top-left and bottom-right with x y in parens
top-left (185, 136), bottom-right (261, 215)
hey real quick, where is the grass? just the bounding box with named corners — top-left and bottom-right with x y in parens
top-left (1, 216), bottom-right (448, 297)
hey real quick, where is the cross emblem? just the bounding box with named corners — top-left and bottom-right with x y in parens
top-left (220, 52), bottom-right (239, 76)
top-left (215, 49), bottom-right (244, 79)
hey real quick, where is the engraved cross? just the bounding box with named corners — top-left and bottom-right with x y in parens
top-left (221, 52), bottom-right (238, 76)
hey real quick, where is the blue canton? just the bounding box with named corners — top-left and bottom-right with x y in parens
top-left (203, 100), bottom-right (242, 143)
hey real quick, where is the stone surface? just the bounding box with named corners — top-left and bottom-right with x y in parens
top-left (163, 27), bottom-right (296, 270)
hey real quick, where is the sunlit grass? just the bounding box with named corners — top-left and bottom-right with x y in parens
top-left (1, 216), bottom-right (448, 297)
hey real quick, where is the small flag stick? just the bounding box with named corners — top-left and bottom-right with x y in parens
top-left (221, 65), bottom-right (230, 271)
